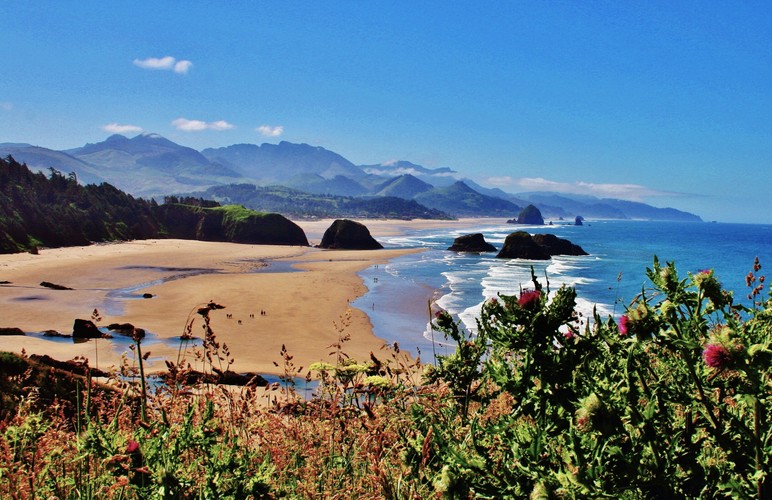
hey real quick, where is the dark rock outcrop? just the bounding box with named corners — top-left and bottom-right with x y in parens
top-left (318, 219), bottom-right (383, 250)
top-left (496, 232), bottom-right (551, 260)
top-left (447, 233), bottom-right (497, 253)
top-left (508, 204), bottom-right (545, 225)
top-left (42, 330), bottom-right (70, 338)
top-left (497, 232), bottom-right (588, 260)
top-left (0, 327), bottom-right (25, 336)
top-left (106, 323), bottom-right (145, 339)
top-left (166, 369), bottom-right (268, 387)
top-left (72, 319), bottom-right (109, 339)
top-left (532, 234), bottom-right (588, 256)
top-left (40, 281), bottom-right (73, 290)
top-left (157, 204), bottom-right (310, 246)
top-left (575, 216), bottom-right (584, 226)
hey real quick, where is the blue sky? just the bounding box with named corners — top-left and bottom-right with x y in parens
top-left (1, 1), bottom-right (770, 223)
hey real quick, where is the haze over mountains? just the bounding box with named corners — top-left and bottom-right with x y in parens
top-left (0, 134), bottom-right (701, 222)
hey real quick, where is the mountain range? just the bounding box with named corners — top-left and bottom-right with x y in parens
top-left (0, 133), bottom-right (702, 222)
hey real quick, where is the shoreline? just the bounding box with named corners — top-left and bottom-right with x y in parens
top-left (2, 218), bottom-right (499, 376)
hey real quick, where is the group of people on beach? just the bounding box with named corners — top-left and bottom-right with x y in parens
top-left (225, 310), bottom-right (267, 324)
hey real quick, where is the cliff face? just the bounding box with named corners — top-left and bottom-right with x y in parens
top-left (156, 205), bottom-right (309, 246)
top-left (318, 219), bottom-right (383, 250)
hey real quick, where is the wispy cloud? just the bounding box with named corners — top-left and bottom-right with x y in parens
top-left (256, 125), bottom-right (284, 137)
top-left (133, 56), bottom-right (192, 74)
top-left (102, 123), bottom-right (143, 134)
top-left (485, 176), bottom-right (677, 201)
top-left (172, 118), bottom-right (234, 132)
top-left (0, 102), bottom-right (12, 111)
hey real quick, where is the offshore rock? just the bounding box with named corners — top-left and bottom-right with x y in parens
top-left (497, 232), bottom-right (588, 260)
top-left (508, 204), bottom-right (545, 225)
top-left (447, 233), bottom-right (497, 252)
top-left (318, 219), bottom-right (383, 250)
top-left (532, 233), bottom-right (588, 256)
top-left (496, 231), bottom-right (551, 260)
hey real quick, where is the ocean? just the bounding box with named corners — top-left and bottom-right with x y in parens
top-left (352, 220), bottom-right (772, 362)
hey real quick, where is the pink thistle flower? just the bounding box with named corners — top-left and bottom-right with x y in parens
top-left (126, 440), bottom-right (140, 454)
top-left (563, 329), bottom-right (577, 340)
top-left (702, 343), bottom-right (732, 369)
top-left (518, 290), bottom-right (541, 310)
top-left (619, 314), bottom-right (630, 336)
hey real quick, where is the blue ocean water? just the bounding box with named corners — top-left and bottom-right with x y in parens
top-left (353, 220), bottom-right (772, 361)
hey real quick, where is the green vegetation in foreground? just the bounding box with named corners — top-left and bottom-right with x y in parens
top-left (0, 259), bottom-right (770, 498)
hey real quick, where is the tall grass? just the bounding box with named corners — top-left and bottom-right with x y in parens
top-left (0, 258), bottom-right (769, 498)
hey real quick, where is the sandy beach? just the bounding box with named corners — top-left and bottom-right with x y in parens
top-left (0, 219), bottom-right (496, 376)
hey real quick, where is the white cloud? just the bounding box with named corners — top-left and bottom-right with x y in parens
top-left (134, 56), bottom-right (192, 74)
top-left (102, 122), bottom-right (143, 134)
top-left (172, 118), bottom-right (234, 132)
top-left (174, 60), bottom-right (193, 74)
top-left (0, 102), bottom-right (12, 111)
top-left (256, 125), bottom-right (284, 137)
top-left (208, 120), bottom-right (235, 131)
top-left (485, 176), bottom-right (674, 201)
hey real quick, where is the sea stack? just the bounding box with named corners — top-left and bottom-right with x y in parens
top-left (508, 204), bottom-right (545, 225)
top-left (497, 232), bottom-right (588, 260)
top-left (447, 233), bottom-right (497, 252)
top-left (318, 219), bottom-right (383, 250)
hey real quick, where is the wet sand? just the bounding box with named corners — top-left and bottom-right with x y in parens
top-left (0, 218), bottom-right (492, 375)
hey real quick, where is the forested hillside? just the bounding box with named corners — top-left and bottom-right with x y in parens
top-left (0, 155), bottom-right (160, 253)
top-left (0, 156), bottom-right (309, 253)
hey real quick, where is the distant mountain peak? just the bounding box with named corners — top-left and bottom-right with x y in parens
top-left (139, 132), bottom-right (164, 139)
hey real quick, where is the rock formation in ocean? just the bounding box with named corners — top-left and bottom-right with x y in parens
top-left (447, 233), bottom-right (497, 252)
top-left (507, 204), bottom-right (545, 225)
top-left (318, 219), bottom-right (383, 250)
top-left (575, 216), bottom-right (584, 226)
top-left (532, 233), bottom-right (588, 256)
top-left (497, 231), bottom-right (588, 260)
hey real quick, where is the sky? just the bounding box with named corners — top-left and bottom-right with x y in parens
top-left (1, 1), bottom-right (770, 223)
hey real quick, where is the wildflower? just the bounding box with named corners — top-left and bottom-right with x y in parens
top-left (618, 314), bottom-right (630, 336)
top-left (702, 344), bottom-right (732, 369)
top-left (563, 328), bottom-right (577, 341)
top-left (309, 361), bottom-right (335, 372)
top-left (126, 439), bottom-right (140, 454)
top-left (518, 290), bottom-right (541, 310)
top-left (694, 269), bottom-right (726, 307)
top-left (434, 309), bottom-right (453, 329)
top-left (363, 375), bottom-right (391, 388)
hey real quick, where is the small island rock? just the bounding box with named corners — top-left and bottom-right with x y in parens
top-left (507, 204), bottom-right (545, 225)
top-left (318, 220), bottom-right (383, 250)
top-left (447, 233), bottom-right (497, 252)
top-left (497, 232), bottom-right (588, 260)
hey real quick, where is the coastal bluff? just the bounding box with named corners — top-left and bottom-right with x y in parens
top-left (497, 231), bottom-right (588, 260)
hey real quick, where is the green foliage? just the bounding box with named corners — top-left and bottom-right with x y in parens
top-left (0, 259), bottom-right (769, 498)
top-left (423, 258), bottom-right (771, 498)
top-left (0, 155), bottom-right (160, 253)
